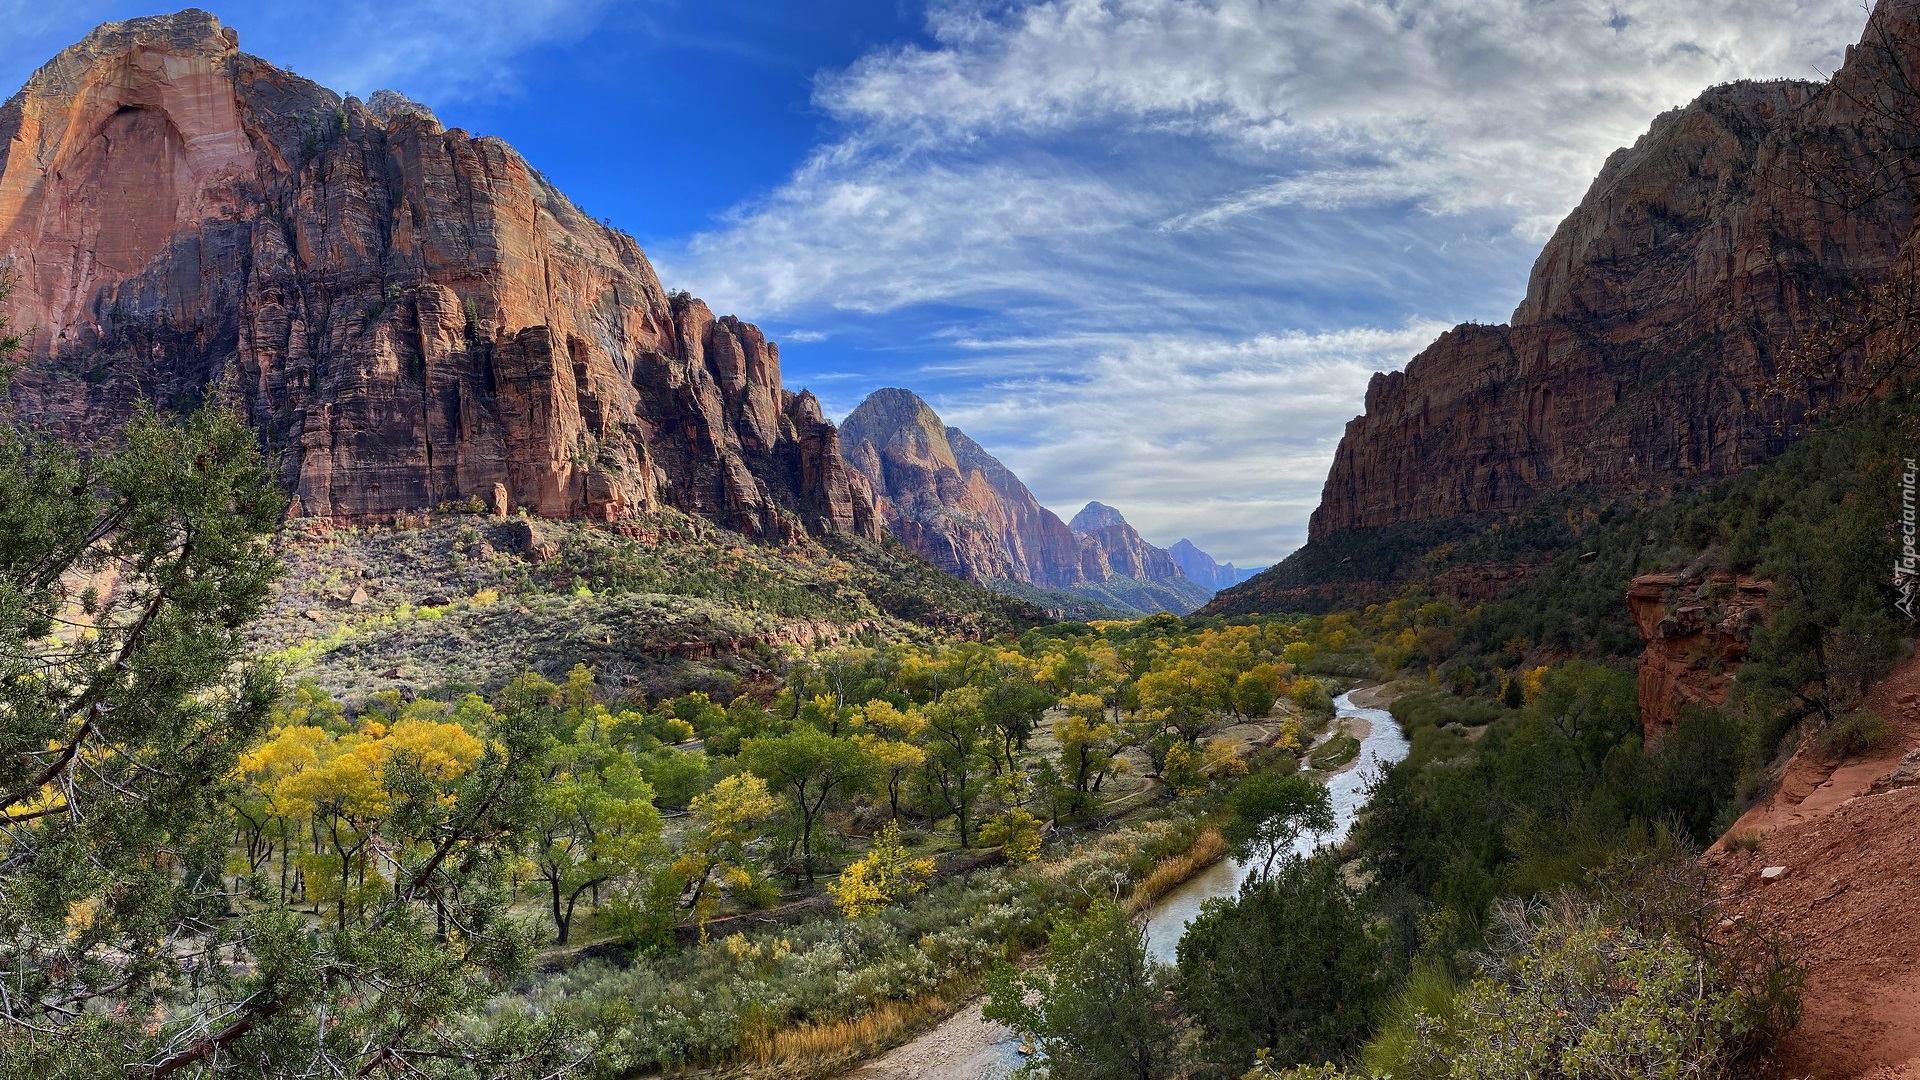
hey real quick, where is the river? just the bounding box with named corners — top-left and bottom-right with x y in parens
top-left (844, 688), bottom-right (1411, 1080)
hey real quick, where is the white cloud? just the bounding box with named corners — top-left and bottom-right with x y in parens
top-left (0, 1), bottom-right (614, 109)
top-left (821, 0), bottom-right (1860, 236)
top-left (233, 0), bottom-right (614, 103)
top-left (670, 0), bottom-right (1862, 320)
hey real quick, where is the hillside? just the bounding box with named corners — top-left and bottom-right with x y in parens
top-left (255, 507), bottom-right (1047, 703)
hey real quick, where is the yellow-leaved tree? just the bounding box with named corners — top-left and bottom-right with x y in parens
top-left (828, 822), bottom-right (935, 917)
top-left (673, 772), bottom-right (776, 940)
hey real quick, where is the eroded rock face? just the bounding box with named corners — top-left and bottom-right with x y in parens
top-left (841, 388), bottom-right (1084, 586)
top-left (1309, 5), bottom-right (1920, 542)
top-left (1628, 572), bottom-right (1772, 744)
top-left (0, 11), bottom-right (876, 541)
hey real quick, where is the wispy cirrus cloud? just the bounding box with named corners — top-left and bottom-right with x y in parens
top-left (928, 320), bottom-right (1453, 564)
top-left (232, 0), bottom-right (617, 102)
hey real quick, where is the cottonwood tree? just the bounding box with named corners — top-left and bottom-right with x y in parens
top-left (673, 773), bottom-right (777, 939)
top-left (741, 726), bottom-right (872, 883)
top-left (534, 745), bottom-right (663, 945)
top-left (1222, 772), bottom-right (1335, 878)
top-left (918, 686), bottom-right (991, 846)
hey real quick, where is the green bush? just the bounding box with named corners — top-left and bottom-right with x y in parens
top-left (1363, 899), bottom-right (1760, 1080)
top-left (1815, 709), bottom-right (1894, 760)
top-left (1178, 854), bottom-right (1392, 1073)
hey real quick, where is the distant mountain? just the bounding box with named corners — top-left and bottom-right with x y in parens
top-left (840, 390), bottom-right (1211, 615)
top-left (840, 389), bottom-right (1083, 587)
top-left (1168, 539), bottom-right (1249, 591)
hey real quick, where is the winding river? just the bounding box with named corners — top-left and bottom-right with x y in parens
top-left (845, 689), bottom-right (1411, 1080)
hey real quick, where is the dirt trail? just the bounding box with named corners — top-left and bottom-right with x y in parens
top-left (1706, 658), bottom-right (1920, 1079)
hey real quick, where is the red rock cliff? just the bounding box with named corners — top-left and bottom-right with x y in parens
top-left (1628, 572), bottom-right (1772, 744)
top-left (0, 11), bottom-right (876, 541)
top-left (1309, 0), bottom-right (1920, 542)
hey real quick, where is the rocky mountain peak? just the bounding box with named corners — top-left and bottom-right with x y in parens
top-left (839, 390), bottom-right (1212, 612)
top-left (1069, 501), bottom-right (1130, 534)
top-left (0, 11), bottom-right (876, 541)
top-left (1169, 538), bottom-right (1247, 591)
top-left (364, 89), bottom-right (439, 127)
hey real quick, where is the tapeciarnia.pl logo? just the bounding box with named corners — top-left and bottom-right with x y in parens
top-left (1899, 457), bottom-right (1918, 620)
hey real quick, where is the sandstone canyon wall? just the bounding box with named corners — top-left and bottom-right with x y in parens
top-left (0, 11), bottom-right (877, 541)
top-left (1627, 572), bottom-right (1773, 745)
top-left (1308, 1), bottom-right (1920, 544)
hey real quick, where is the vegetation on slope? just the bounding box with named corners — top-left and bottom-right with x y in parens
top-left (257, 512), bottom-right (1051, 701)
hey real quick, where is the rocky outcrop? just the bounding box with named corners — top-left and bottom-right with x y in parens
top-left (1309, 1), bottom-right (1920, 543)
top-left (0, 11), bottom-right (876, 541)
top-left (840, 387), bottom-right (1083, 585)
top-left (1627, 572), bottom-right (1773, 744)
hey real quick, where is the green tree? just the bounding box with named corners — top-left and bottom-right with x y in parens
top-left (534, 747), bottom-right (664, 944)
top-left (741, 726), bottom-right (873, 882)
top-left (0, 376), bottom-right (284, 1073)
top-left (1177, 855), bottom-right (1391, 1073)
top-left (918, 686), bottom-right (991, 846)
top-left (985, 901), bottom-right (1182, 1080)
top-left (981, 669), bottom-right (1055, 775)
top-left (1222, 772), bottom-right (1335, 877)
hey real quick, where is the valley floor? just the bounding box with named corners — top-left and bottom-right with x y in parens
top-left (1708, 657), bottom-right (1920, 1079)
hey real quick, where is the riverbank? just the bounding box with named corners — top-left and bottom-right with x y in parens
top-left (833, 687), bottom-right (1412, 1080)
top-left (842, 828), bottom-right (1231, 1080)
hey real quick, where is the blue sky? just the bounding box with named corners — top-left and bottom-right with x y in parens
top-left (0, 0), bottom-right (1869, 565)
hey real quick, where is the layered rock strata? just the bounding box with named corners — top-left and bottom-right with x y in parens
top-left (1310, 1), bottom-right (1920, 542)
top-left (1627, 572), bottom-right (1773, 744)
top-left (0, 11), bottom-right (876, 540)
top-left (840, 388), bottom-right (1083, 585)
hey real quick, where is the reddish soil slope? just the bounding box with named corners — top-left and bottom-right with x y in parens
top-left (1707, 658), bottom-right (1920, 1078)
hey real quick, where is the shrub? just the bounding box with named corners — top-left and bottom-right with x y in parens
top-left (1367, 898), bottom-right (1762, 1080)
top-left (1816, 709), bottom-right (1893, 760)
top-left (979, 807), bottom-right (1044, 863)
top-left (827, 823), bottom-right (935, 917)
top-left (1177, 854), bottom-right (1391, 1073)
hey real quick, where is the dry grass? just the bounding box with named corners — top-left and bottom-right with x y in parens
top-left (728, 983), bottom-right (977, 1080)
top-left (1125, 826), bottom-right (1226, 916)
